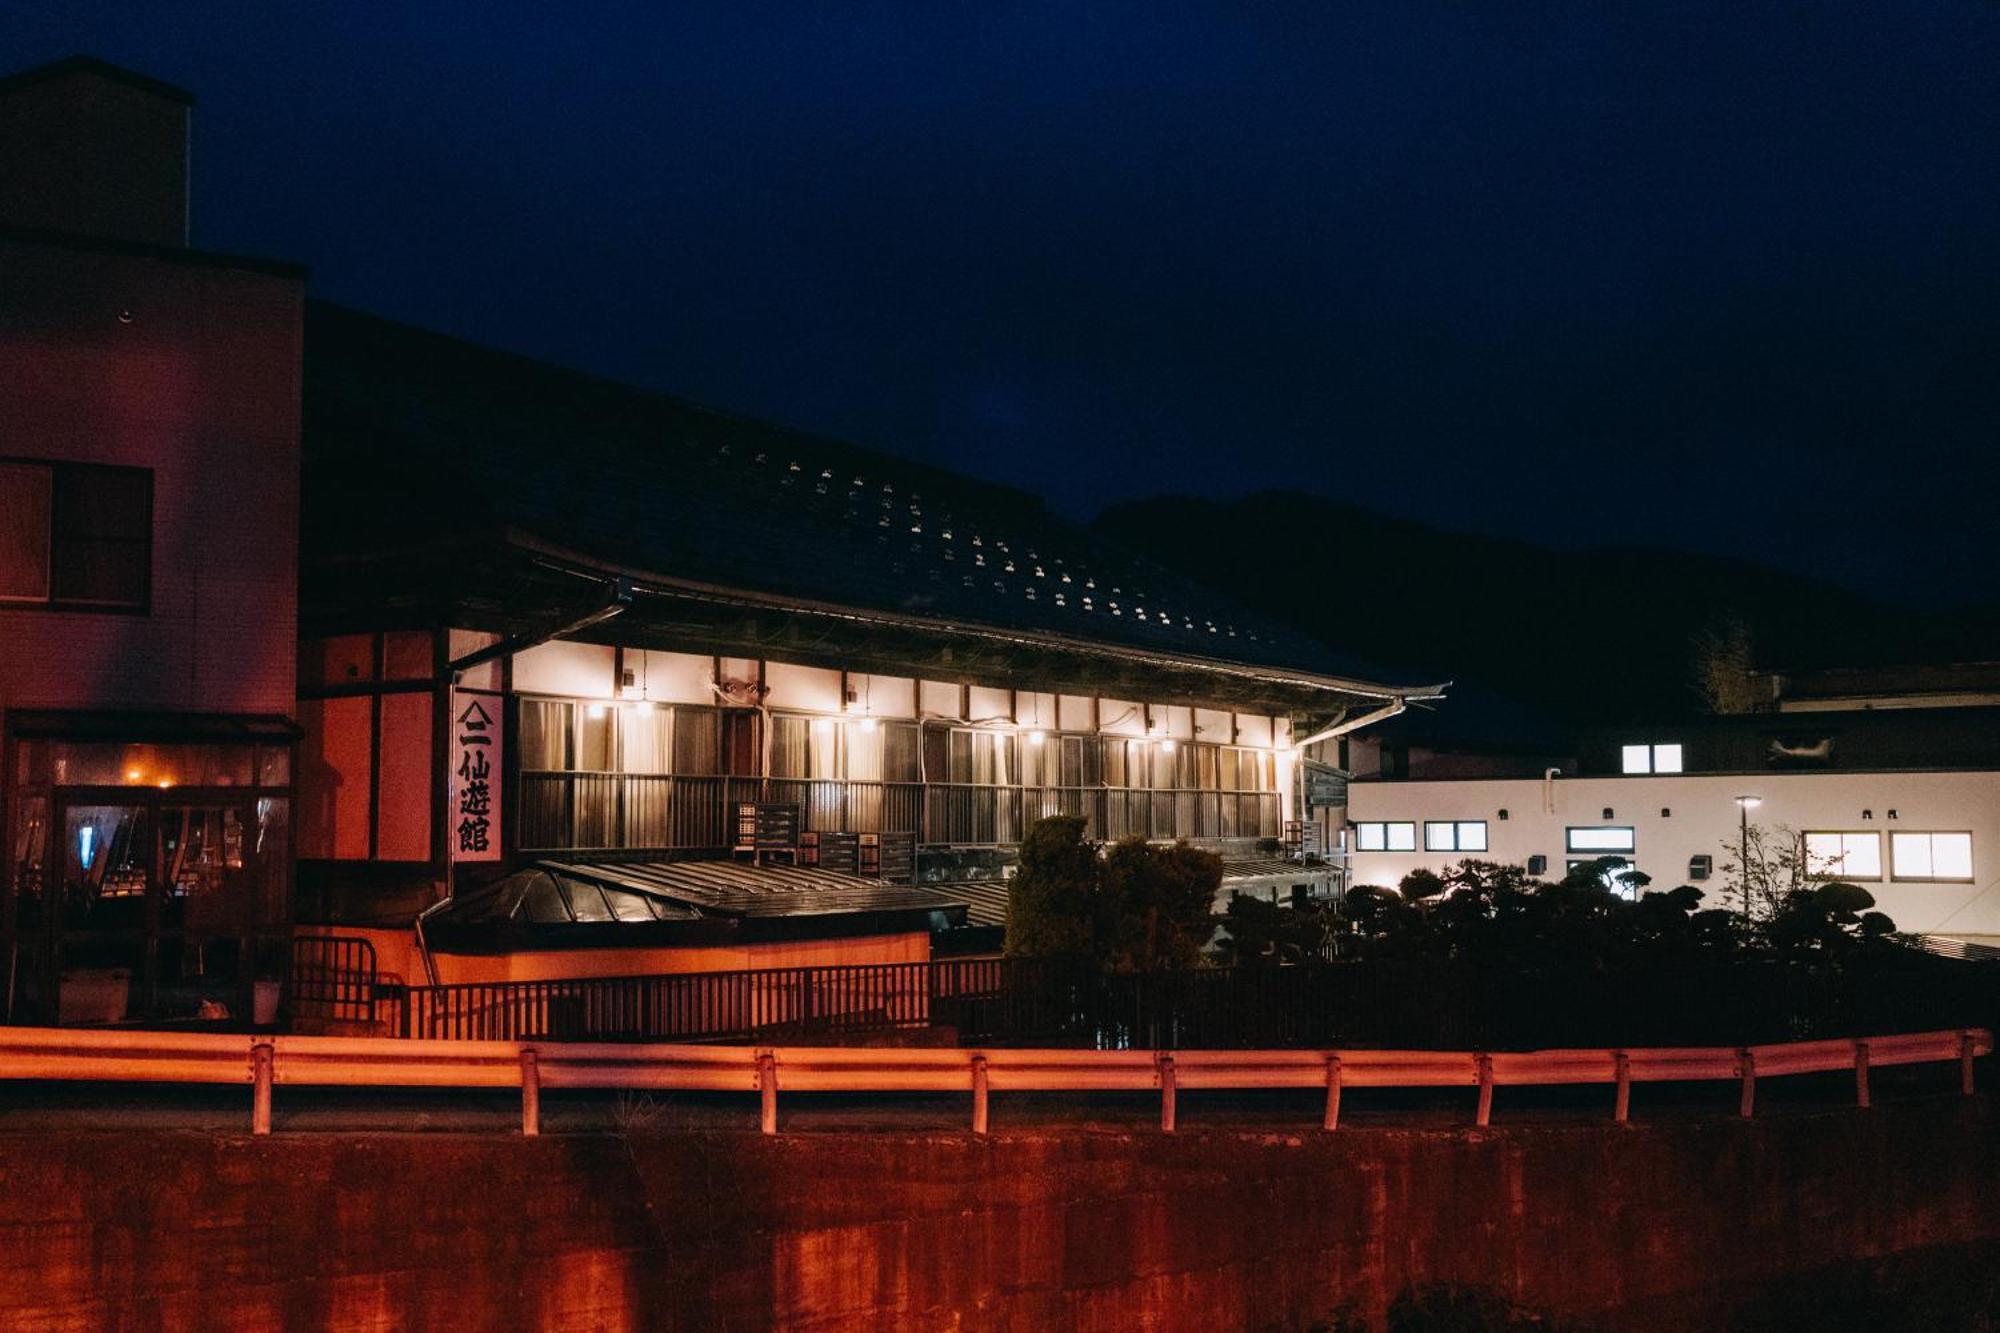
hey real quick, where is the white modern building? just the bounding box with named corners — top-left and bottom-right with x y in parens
top-left (1340, 671), bottom-right (2000, 943)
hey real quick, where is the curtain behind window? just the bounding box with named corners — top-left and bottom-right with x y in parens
top-left (618, 706), bottom-right (670, 774)
top-left (519, 701), bottom-right (570, 770)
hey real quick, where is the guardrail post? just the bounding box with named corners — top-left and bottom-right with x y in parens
top-left (1738, 1049), bottom-right (1756, 1118)
top-left (758, 1051), bottom-right (778, 1136)
top-left (1853, 1040), bottom-right (1870, 1110)
top-left (1475, 1053), bottom-right (1493, 1128)
top-left (1159, 1054), bottom-right (1177, 1133)
top-left (1613, 1051), bottom-right (1631, 1124)
top-left (1964, 1031), bottom-right (1978, 1096)
top-left (971, 1054), bottom-right (989, 1136)
top-left (520, 1048), bottom-right (541, 1136)
top-left (250, 1042), bottom-right (274, 1136)
top-left (1322, 1055), bottom-right (1342, 1131)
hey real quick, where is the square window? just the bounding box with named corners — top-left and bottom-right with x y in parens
top-left (1424, 821), bottom-right (1456, 851)
top-left (1804, 831), bottom-right (1881, 880)
top-left (1621, 745), bottom-right (1652, 774)
top-left (1356, 822), bottom-right (1385, 852)
top-left (1385, 821), bottom-right (1415, 851)
top-left (1457, 821), bottom-right (1488, 852)
top-left (1653, 744), bottom-right (1684, 773)
top-left (1893, 831), bottom-right (1972, 881)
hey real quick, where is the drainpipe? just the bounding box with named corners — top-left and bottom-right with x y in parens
top-left (1543, 767), bottom-right (1561, 814)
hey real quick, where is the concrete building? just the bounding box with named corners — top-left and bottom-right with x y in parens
top-left (1343, 689), bottom-right (2000, 943)
top-left (1, 58), bottom-right (305, 1022)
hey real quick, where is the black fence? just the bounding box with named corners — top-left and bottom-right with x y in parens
top-left (388, 951), bottom-right (1999, 1050)
top-left (287, 935), bottom-right (380, 1026)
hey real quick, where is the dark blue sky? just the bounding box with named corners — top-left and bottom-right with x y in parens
top-left (6, 2), bottom-right (1996, 605)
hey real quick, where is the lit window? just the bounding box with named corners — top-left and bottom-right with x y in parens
top-left (1567, 857), bottom-right (1642, 900)
top-left (1621, 743), bottom-right (1683, 774)
top-left (1890, 831), bottom-right (1974, 882)
top-left (1802, 831), bottom-right (1882, 881)
top-left (1355, 821), bottom-right (1415, 852)
top-left (1425, 820), bottom-right (1489, 852)
top-left (1567, 826), bottom-right (1636, 853)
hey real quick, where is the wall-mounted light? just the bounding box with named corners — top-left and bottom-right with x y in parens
top-left (125, 769), bottom-right (143, 783)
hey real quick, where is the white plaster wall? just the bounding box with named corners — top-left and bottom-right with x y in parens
top-left (513, 640), bottom-right (615, 698)
top-left (765, 662), bottom-right (842, 713)
top-left (633, 650), bottom-right (714, 705)
top-left (1236, 714), bottom-right (1273, 748)
top-left (1194, 707), bottom-right (1233, 744)
top-left (1099, 699), bottom-right (1145, 736)
top-left (852, 673), bottom-right (917, 719)
top-left (968, 685), bottom-right (1014, 724)
top-left (921, 679), bottom-right (964, 720)
top-left (1347, 771), bottom-right (2000, 937)
top-left (1058, 694), bottom-right (1095, 733)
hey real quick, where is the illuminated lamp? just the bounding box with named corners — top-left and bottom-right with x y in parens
top-left (586, 703), bottom-right (608, 719)
top-left (125, 769), bottom-right (143, 783)
top-left (1027, 729), bottom-right (1046, 745)
top-left (858, 716), bottom-right (878, 733)
top-left (157, 779), bottom-right (173, 789)
top-left (813, 718), bottom-right (833, 735)
top-left (1159, 738), bottom-right (1177, 753)
top-left (630, 699), bottom-right (655, 712)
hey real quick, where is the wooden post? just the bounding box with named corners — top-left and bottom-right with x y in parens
top-left (1853, 1040), bottom-right (1870, 1110)
top-left (1738, 1049), bottom-right (1756, 1119)
top-left (250, 1042), bottom-right (273, 1136)
top-left (1475, 1053), bottom-right (1493, 1128)
top-left (1322, 1055), bottom-right (1342, 1131)
top-left (521, 1048), bottom-right (541, 1136)
top-left (1963, 1031), bottom-right (1978, 1097)
top-left (758, 1052), bottom-right (777, 1135)
top-left (1613, 1051), bottom-right (1631, 1124)
top-left (1159, 1055), bottom-right (1177, 1133)
top-left (971, 1054), bottom-right (989, 1136)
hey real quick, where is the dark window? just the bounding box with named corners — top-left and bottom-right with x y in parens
top-left (0, 461), bottom-right (152, 610)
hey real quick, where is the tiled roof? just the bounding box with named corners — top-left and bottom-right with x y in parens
top-left (303, 302), bottom-right (1432, 693)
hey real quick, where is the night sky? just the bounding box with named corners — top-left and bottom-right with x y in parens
top-left (5, 3), bottom-right (1995, 605)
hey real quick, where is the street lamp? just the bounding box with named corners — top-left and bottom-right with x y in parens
top-left (1735, 795), bottom-right (1763, 919)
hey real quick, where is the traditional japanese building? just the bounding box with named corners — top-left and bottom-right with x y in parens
top-left (297, 303), bottom-right (1441, 980)
top-left (1, 58), bottom-right (304, 1023)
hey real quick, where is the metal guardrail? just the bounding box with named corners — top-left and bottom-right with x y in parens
top-left (0, 1025), bottom-right (1986, 1137)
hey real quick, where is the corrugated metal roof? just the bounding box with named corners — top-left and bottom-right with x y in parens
top-left (540, 859), bottom-right (965, 920)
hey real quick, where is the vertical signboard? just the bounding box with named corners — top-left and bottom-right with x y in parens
top-left (450, 690), bottom-right (503, 862)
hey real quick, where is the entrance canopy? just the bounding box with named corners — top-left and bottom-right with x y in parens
top-left (421, 858), bottom-right (966, 953)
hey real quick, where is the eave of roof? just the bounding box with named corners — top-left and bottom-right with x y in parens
top-left (513, 531), bottom-right (1447, 703)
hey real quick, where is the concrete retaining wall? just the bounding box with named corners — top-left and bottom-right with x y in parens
top-left (1, 1099), bottom-right (1993, 1330)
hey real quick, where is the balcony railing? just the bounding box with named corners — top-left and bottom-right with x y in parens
top-left (520, 772), bottom-right (1279, 854)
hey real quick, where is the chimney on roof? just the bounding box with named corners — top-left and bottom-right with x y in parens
top-left (0, 55), bottom-right (194, 248)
